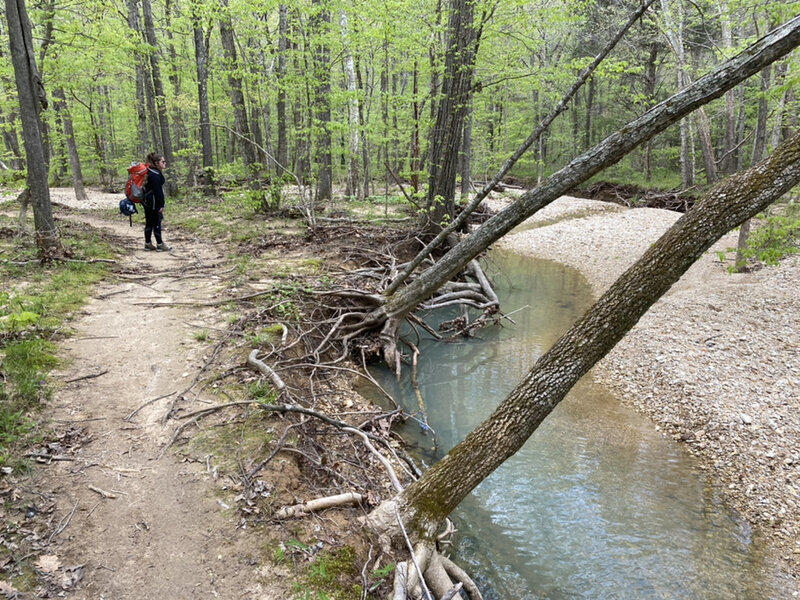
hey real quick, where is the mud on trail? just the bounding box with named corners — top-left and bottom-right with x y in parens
top-left (20, 197), bottom-right (291, 598)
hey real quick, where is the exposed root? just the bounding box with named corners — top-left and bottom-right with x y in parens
top-left (275, 492), bottom-right (365, 519)
top-left (440, 555), bottom-right (483, 600)
top-left (247, 349), bottom-right (286, 391)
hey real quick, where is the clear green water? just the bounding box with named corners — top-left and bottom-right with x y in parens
top-left (364, 250), bottom-right (786, 599)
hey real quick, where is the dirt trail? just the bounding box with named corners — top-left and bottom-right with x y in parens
top-left (39, 205), bottom-right (277, 598)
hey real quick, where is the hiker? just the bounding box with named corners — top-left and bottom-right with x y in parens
top-left (143, 152), bottom-right (171, 252)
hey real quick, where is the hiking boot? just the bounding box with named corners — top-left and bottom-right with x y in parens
top-left (144, 242), bottom-right (156, 251)
top-left (156, 242), bottom-right (172, 252)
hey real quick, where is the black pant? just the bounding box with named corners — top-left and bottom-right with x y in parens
top-left (144, 205), bottom-right (163, 244)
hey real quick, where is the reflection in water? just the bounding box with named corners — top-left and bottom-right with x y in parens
top-left (363, 250), bottom-right (780, 599)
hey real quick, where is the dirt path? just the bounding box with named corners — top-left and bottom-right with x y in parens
top-left (37, 206), bottom-right (280, 598)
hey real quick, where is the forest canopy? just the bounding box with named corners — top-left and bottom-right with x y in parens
top-left (1, 0), bottom-right (798, 198)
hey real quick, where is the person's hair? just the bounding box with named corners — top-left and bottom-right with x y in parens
top-left (146, 152), bottom-right (164, 168)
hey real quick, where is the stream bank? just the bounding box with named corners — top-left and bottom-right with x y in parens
top-left (494, 195), bottom-right (800, 595)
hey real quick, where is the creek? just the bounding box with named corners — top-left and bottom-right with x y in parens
top-left (362, 249), bottom-right (779, 599)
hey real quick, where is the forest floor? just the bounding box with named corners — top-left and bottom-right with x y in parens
top-left (1, 187), bottom-right (798, 598)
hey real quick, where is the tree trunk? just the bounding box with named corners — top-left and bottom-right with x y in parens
top-left (370, 128), bottom-right (800, 540)
top-left (141, 0), bottom-right (174, 168)
top-left (52, 87), bottom-right (87, 201)
top-left (718, 1), bottom-right (737, 176)
top-left (191, 2), bottom-right (213, 193)
top-left (770, 60), bottom-right (789, 150)
top-left (127, 0), bottom-right (159, 159)
top-left (311, 0), bottom-right (332, 202)
top-left (423, 0), bottom-right (483, 235)
top-left (642, 40), bottom-right (660, 181)
top-left (4, 0), bottom-right (63, 258)
top-left (163, 0), bottom-right (184, 153)
top-left (660, 0), bottom-right (694, 190)
top-left (0, 109), bottom-right (24, 170)
top-left (355, 55), bottom-right (370, 198)
top-left (372, 16), bottom-right (800, 361)
top-left (735, 62), bottom-right (772, 271)
top-left (460, 99), bottom-right (472, 202)
top-left (340, 9), bottom-right (361, 200)
top-left (410, 59), bottom-right (421, 194)
top-left (276, 4), bottom-right (289, 176)
top-left (694, 106), bottom-right (718, 184)
top-left (219, 0), bottom-right (257, 172)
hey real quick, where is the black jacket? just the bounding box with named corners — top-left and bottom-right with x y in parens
top-left (144, 167), bottom-right (165, 210)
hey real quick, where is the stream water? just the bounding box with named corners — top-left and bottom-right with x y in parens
top-left (362, 249), bottom-right (780, 599)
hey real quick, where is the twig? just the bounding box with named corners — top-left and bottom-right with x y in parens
top-left (245, 422), bottom-right (300, 480)
top-left (342, 427), bottom-right (403, 493)
top-left (88, 485), bottom-right (117, 499)
top-left (124, 391), bottom-right (177, 422)
top-left (64, 370), bottom-right (109, 384)
top-left (46, 500), bottom-right (79, 545)
top-left (395, 506), bottom-right (433, 600)
top-left (441, 583), bottom-right (464, 600)
top-left (361, 544), bottom-right (374, 600)
top-left (24, 453), bottom-right (75, 462)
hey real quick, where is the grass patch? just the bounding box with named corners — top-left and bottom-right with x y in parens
top-left (0, 216), bottom-right (115, 467)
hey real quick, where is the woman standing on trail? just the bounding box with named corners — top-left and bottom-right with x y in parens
top-left (143, 152), bottom-right (172, 252)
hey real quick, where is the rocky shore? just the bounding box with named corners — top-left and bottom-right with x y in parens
top-left (492, 195), bottom-right (800, 596)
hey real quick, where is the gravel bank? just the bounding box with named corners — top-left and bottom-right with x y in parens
top-left (491, 195), bottom-right (800, 594)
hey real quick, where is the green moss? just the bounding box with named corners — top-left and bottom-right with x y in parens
top-left (301, 546), bottom-right (362, 600)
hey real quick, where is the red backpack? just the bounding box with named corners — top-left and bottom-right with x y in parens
top-left (125, 162), bottom-right (149, 203)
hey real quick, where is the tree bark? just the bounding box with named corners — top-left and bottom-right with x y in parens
top-left (370, 128), bottom-right (800, 539)
top-left (219, 0), bottom-right (257, 172)
top-left (163, 0), bottom-right (184, 153)
top-left (735, 62), bottom-right (772, 271)
top-left (126, 0), bottom-right (154, 154)
top-left (276, 4), bottom-right (289, 176)
top-left (340, 9), bottom-right (362, 200)
top-left (718, 0), bottom-right (737, 176)
top-left (141, 0), bottom-right (174, 166)
top-left (191, 1), bottom-right (213, 193)
top-left (52, 87), bottom-right (87, 201)
top-left (423, 0), bottom-right (483, 235)
top-left (311, 0), bottom-right (332, 202)
top-left (4, 0), bottom-right (63, 258)
top-left (660, 0), bottom-right (694, 189)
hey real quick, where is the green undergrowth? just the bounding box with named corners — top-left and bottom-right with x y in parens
top-left (715, 202), bottom-right (800, 270)
top-left (0, 216), bottom-right (115, 468)
top-left (270, 542), bottom-right (368, 600)
top-left (741, 202), bottom-right (800, 266)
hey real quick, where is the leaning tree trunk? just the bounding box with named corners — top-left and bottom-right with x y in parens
top-left (369, 128), bottom-right (800, 543)
top-left (52, 87), bottom-right (87, 201)
top-left (4, 0), bottom-right (63, 258)
top-left (371, 16), bottom-right (800, 365)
